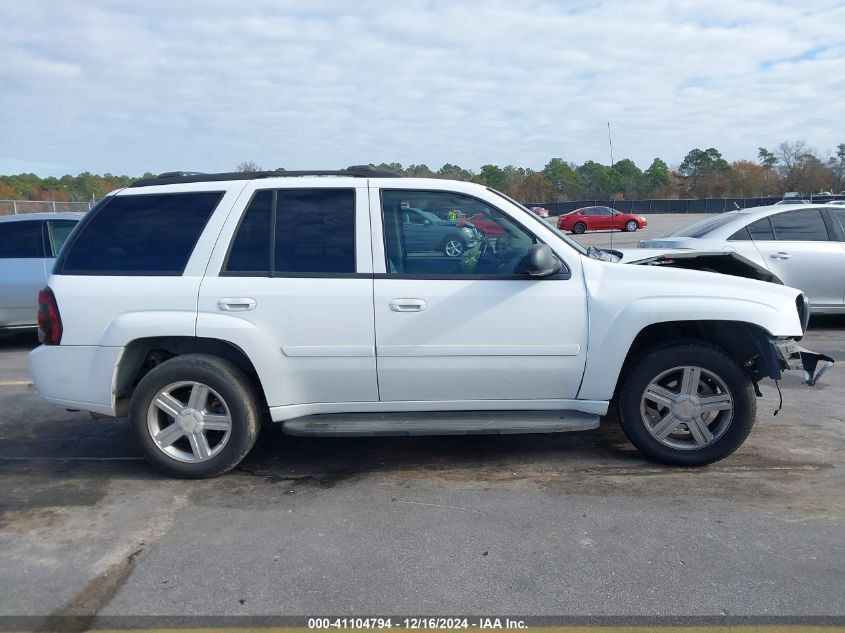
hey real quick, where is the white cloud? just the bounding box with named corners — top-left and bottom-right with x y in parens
top-left (0, 0), bottom-right (843, 175)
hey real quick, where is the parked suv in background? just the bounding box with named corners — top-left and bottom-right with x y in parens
top-left (0, 212), bottom-right (81, 330)
top-left (30, 168), bottom-right (831, 478)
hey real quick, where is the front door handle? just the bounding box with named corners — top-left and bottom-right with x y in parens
top-left (389, 298), bottom-right (427, 312)
top-left (770, 252), bottom-right (792, 260)
top-left (218, 297), bottom-right (257, 311)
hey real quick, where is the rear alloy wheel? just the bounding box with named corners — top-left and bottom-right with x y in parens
top-left (624, 220), bottom-right (638, 232)
top-left (131, 354), bottom-right (261, 478)
top-left (443, 238), bottom-right (465, 257)
top-left (618, 344), bottom-right (756, 466)
top-left (572, 222), bottom-right (587, 235)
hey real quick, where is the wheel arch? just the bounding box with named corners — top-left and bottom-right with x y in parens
top-left (613, 320), bottom-right (780, 400)
top-left (114, 336), bottom-right (266, 417)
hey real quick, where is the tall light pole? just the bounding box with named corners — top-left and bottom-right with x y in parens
top-left (607, 122), bottom-right (614, 167)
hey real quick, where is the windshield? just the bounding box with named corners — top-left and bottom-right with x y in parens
top-left (668, 212), bottom-right (747, 238)
top-left (486, 187), bottom-right (588, 255)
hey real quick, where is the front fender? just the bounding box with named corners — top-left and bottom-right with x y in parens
top-left (577, 259), bottom-right (804, 401)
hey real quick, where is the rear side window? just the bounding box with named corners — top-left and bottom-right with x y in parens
top-left (59, 192), bottom-right (223, 275)
top-left (225, 191), bottom-right (272, 274)
top-left (0, 221), bottom-right (44, 258)
top-left (831, 208), bottom-right (845, 238)
top-left (275, 189), bottom-right (355, 274)
top-left (223, 188), bottom-right (356, 276)
top-left (47, 220), bottom-right (77, 256)
top-left (747, 218), bottom-right (774, 241)
top-left (770, 209), bottom-right (830, 242)
top-left (728, 226), bottom-right (752, 241)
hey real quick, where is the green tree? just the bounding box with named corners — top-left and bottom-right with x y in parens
top-left (542, 158), bottom-right (582, 200)
top-left (476, 164), bottom-right (507, 190)
top-left (577, 161), bottom-right (617, 198)
top-left (643, 158), bottom-right (670, 194)
top-left (678, 148), bottom-right (730, 196)
top-left (611, 159), bottom-right (643, 197)
top-left (436, 163), bottom-right (473, 180)
top-left (758, 147), bottom-right (779, 195)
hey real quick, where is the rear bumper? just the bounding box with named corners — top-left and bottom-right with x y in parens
top-left (29, 344), bottom-right (123, 415)
top-left (772, 339), bottom-right (834, 386)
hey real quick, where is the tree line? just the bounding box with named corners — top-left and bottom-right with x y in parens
top-left (2, 141), bottom-right (843, 205)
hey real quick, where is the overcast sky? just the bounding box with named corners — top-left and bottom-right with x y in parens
top-left (1, 0), bottom-right (844, 176)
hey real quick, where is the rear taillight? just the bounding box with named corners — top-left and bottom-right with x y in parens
top-left (37, 287), bottom-right (63, 345)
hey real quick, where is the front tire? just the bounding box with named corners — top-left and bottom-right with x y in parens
top-left (572, 222), bottom-right (587, 235)
top-left (624, 220), bottom-right (638, 232)
top-left (617, 344), bottom-right (756, 466)
top-left (130, 354), bottom-right (261, 479)
top-left (442, 237), bottom-right (465, 257)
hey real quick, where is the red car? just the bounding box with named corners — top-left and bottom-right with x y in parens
top-left (557, 206), bottom-right (647, 234)
top-left (467, 213), bottom-right (507, 238)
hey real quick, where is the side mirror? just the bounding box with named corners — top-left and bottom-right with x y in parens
top-left (522, 244), bottom-right (562, 277)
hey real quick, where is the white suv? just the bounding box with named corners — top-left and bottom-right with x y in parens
top-left (30, 168), bottom-right (832, 478)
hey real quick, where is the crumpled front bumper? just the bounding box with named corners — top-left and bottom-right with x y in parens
top-left (772, 339), bottom-right (835, 386)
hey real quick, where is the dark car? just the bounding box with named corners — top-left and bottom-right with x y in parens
top-left (400, 207), bottom-right (480, 257)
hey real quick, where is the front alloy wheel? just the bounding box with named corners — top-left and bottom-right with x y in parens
top-left (625, 220), bottom-right (638, 232)
top-left (618, 343), bottom-right (756, 466)
top-left (639, 366), bottom-right (733, 450)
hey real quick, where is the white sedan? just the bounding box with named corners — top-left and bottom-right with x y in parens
top-left (631, 204), bottom-right (845, 314)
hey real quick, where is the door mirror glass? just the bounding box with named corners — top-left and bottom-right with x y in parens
top-left (520, 244), bottom-right (562, 277)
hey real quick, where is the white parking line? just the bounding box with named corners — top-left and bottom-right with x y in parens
top-left (0, 380), bottom-right (32, 386)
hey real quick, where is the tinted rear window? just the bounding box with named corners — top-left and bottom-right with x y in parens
top-left (274, 189), bottom-right (355, 274)
top-left (224, 190), bottom-right (272, 274)
top-left (831, 208), bottom-right (845, 237)
top-left (59, 192), bottom-right (223, 275)
top-left (669, 213), bottom-right (747, 238)
top-left (47, 220), bottom-right (77, 256)
top-left (747, 217), bottom-right (774, 241)
top-left (222, 188), bottom-right (356, 276)
top-left (0, 220), bottom-right (44, 258)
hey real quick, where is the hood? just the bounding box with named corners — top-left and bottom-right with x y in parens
top-left (615, 248), bottom-right (782, 285)
top-left (581, 252), bottom-right (802, 320)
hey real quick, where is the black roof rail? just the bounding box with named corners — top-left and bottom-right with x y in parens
top-left (129, 165), bottom-right (401, 188)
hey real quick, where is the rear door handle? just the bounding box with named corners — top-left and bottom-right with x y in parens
top-left (389, 298), bottom-right (427, 312)
top-left (218, 297), bottom-right (257, 311)
top-left (770, 252), bottom-right (791, 260)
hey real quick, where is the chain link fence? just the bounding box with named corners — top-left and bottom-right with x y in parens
top-left (0, 200), bottom-right (95, 216)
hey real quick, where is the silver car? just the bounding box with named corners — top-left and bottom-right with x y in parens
top-left (0, 212), bottom-right (82, 329)
top-left (636, 204), bottom-right (845, 314)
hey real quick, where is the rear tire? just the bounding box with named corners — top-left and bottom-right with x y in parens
top-left (572, 222), bottom-right (587, 235)
top-left (130, 354), bottom-right (261, 479)
top-left (618, 343), bottom-right (756, 466)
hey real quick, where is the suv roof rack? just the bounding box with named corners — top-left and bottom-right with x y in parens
top-left (129, 165), bottom-right (400, 188)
